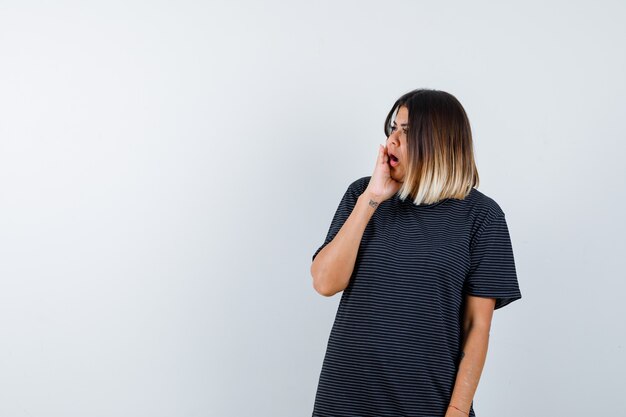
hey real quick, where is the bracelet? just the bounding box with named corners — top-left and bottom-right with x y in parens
top-left (448, 404), bottom-right (469, 415)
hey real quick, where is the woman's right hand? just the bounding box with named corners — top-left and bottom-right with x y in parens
top-left (364, 144), bottom-right (401, 203)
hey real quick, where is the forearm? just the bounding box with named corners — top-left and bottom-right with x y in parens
top-left (311, 192), bottom-right (379, 296)
top-left (446, 324), bottom-right (491, 416)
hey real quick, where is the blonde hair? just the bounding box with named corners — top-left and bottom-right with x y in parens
top-left (384, 88), bottom-right (479, 205)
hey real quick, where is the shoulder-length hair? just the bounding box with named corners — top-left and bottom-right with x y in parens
top-left (384, 88), bottom-right (479, 205)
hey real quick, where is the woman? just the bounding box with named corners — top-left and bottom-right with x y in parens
top-left (310, 88), bottom-right (522, 417)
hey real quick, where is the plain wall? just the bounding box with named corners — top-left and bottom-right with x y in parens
top-left (1, 1), bottom-right (625, 416)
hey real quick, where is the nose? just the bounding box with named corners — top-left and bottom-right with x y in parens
top-left (387, 129), bottom-right (400, 146)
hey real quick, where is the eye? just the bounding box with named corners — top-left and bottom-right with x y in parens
top-left (390, 126), bottom-right (407, 134)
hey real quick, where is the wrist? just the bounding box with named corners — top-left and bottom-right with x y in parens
top-left (447, 404), bottom-right (469, 416)
top-left (359, 192), bottom-right (382, 210)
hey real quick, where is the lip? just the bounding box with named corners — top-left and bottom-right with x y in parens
top-left (389, 154), bottom-right (399, 167)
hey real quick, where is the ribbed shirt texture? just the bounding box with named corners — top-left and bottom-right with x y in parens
top-left (311, 176), bottom-right (522, 417)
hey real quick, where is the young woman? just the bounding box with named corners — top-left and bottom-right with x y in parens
top-left (310, 88), bottom-right (522, 417)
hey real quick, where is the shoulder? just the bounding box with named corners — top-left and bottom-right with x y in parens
top-left (347, 176), bottom-right (371, 195)
top-left (464, 188), bottom-right (510, 243)
top-left (466, 187), bottom-right (506, 218)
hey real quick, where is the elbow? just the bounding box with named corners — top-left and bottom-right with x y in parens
top-left (313, 281), bottom-right (335, 297)
top-left (462, 319), bottom-right (492, 337)
top-left (310, 263), bottom-right (336, 297)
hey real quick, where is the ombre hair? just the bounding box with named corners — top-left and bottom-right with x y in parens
top-left (384, 88), bottom-right (479, 206)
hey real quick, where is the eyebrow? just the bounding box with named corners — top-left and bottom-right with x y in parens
top-left (392, 121), bottom-right (409, 127)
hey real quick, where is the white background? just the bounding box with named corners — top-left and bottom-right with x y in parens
top-left (1, 1), bottom-right (625, 416)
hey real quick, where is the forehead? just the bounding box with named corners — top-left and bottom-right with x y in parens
top-left (392, 106), bottom-right (409, 125)
top-left (394, 106), bottom-right (409, 122)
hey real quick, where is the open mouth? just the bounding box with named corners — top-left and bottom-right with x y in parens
top-left (389, 153), bottom-right (399, 167)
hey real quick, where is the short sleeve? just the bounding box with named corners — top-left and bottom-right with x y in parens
top-left (463, 212), bottom-right (522, 310)
top-left (311, 178), bottom-right (364, 262)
